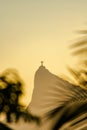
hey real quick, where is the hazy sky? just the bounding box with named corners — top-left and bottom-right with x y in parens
top-left (0, 0), bottom-right (87, 105)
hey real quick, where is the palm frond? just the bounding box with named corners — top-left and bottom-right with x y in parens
top-left (69, 39), bottom-right (87, 49)
top-left (46, 86), bottom-right (87, 130)
top-left (0, 122), bottom-right (13, 130)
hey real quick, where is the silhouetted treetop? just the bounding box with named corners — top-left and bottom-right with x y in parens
top-left (0, 68), bottom-right (40, 125)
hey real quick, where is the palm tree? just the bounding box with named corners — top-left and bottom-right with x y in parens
top-left (45, 30), bottom-right (87, 130)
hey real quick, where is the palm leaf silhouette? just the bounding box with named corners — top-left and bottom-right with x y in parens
top-left (45, 30), bottom-right (87, 130)
top-left (68, 30), bottom-right (87, 88)
top-left (46, 88), bottom-right (87, 130)
top-left (0, 122), bottom-right (13, 130)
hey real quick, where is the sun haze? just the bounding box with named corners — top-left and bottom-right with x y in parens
top-left (0, 0), bottom-right (87, 106)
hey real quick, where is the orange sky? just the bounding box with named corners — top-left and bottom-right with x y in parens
top-left (0, 0), bottom-right (87, 105)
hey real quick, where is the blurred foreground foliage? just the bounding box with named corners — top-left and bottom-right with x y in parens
top-left (0, 68), bottom-right (40, 130)
top-left (68, 30), bottom-right (87, 89)
top-left (45, 30), bottom-right (87, 130)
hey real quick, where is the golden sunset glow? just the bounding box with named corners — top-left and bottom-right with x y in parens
top-left (0, 0), bottom-right (87, 106)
